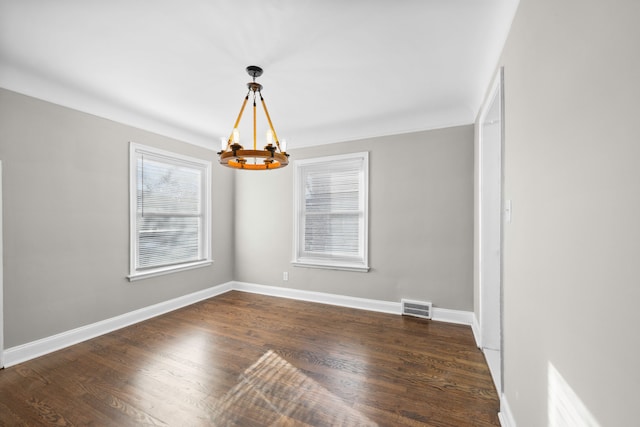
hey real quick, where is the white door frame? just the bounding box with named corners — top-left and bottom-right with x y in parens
top-left (478, 68), bottom-right (504, 394)
top-left (0, 161), bottom-right (4, 368)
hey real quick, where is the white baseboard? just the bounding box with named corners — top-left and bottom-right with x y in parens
top-left (431, 306), bottom-right (474, 326)
top-left (471, 315), bottom-right (482, 348)
top-left (498, 392), bottom-right (517, 427)
top-left (4, 282), bottom-right (233, 367)
top-left (232, 281), bottom-right (402, 314)
top-left (4, 281), bottom-right (475, 367)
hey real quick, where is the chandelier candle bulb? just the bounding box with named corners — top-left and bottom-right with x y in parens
top-left (233, 128), bottom-right (240, 144)
top-left (281, 138), bottom-right (287, 152)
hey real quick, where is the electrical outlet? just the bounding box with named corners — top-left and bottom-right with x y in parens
top-left (283, 272), bottom-right (289, 281)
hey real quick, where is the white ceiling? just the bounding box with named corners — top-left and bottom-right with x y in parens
top-left (0, 0), bottom-right (518, 150)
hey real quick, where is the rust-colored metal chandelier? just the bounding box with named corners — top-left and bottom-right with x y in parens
top-left (217, 66), bottom-right (289, 170)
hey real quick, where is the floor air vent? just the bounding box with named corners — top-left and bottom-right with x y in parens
top-left (401, 299), bottom-right (433, 320)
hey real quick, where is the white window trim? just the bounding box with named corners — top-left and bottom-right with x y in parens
top-left (292, 152), bottom-right (369, 272)
top-left (128, 142), bottom-right (212, 281)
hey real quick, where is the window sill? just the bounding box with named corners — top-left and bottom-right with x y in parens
top-left (128, 260), bottom-right (213, 282)
top-left (291, 260), bottom-right (369, 273)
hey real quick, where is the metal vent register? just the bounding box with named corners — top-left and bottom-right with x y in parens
top-left (401, 299), bottom-right (433, 320)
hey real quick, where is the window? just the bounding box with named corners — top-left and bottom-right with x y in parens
top-left (129, 143), bottom-right (211, 280)
top-left (293, 152), bottom-right (369, 272)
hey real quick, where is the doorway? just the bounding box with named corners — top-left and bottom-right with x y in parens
top-left (478, 69), bottom-right (504, 394)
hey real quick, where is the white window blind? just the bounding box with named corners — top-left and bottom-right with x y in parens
top-left (129, 143), bottom-right (211, 280)
top-left (293, 152), bottom-right (369, 272)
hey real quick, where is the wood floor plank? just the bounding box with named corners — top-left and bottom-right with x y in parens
top-left (0, 291), bottom-right (500, 426)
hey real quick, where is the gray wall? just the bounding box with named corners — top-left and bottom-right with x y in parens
top-left (235, 126), bottom-right (474, 310)
top-left (495, 0), bottom-right (640, 425)
top-left (0, 88), bottom-right (235, 348)
top-left (0, 88), bottom-right (473, 350)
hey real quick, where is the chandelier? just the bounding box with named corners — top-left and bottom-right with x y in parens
top-left (218, 65), bottom-right (289, 170)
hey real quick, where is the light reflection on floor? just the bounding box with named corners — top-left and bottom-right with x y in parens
top-left (128, 330), bottom-right (214, 396)
top-left (211, 350), bottom-right (377, 426)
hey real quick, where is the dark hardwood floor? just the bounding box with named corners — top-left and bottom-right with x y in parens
top-left (0, 291), bottom-right (500, 426)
